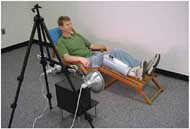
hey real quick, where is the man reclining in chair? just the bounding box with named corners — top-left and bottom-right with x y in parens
top-left (56, 16), bottom-right (160, 80)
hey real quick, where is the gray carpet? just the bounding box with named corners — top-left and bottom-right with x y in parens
top-left (1, 44), bottom-right (189, 128)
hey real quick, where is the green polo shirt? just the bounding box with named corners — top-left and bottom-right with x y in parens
top-left (56, 32), bottom-right (93, 58)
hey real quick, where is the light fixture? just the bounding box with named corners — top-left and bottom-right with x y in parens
top-left (81, 70), bottom-right (105, 93)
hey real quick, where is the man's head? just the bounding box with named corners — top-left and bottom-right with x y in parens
top-left (57, 16), bottom-right (74, 34)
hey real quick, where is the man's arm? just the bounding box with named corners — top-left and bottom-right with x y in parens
top-left (63, 54), bottom-right (90, 67)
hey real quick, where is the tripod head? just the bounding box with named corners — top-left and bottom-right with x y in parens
top-left (31, 4), bottom-right (42, 17)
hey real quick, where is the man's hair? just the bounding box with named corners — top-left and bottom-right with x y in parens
top-left (57, 16), bottom-right (71, 26)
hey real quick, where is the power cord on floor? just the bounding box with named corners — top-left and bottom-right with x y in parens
top-left (70, 86), bottom-right (83, 128)
top-left (32, 73), bottom-right (48, 128)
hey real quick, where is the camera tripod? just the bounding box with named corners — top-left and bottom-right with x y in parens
top-left (8, 4), bottom-right (94, 128)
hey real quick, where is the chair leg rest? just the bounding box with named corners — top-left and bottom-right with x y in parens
top-left (137, 90), bottom-right (152, 105)
top-left (105, 78), bottom-right (118, 89)
top-left (150, 89), bottom-right (164, 101)
top-left (137, 79), bottom-right (164, 105)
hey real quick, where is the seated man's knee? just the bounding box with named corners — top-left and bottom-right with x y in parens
top-left (108, 48), bottom-right (123, 53)
top-left (110, 48), bottom-right (127, 55)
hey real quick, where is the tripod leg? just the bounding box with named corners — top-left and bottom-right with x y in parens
top-left (40, 25), bottom-right (56, 67)
top-left (40, 22), bottom-right (65, 68)
top-left (40, 24), bottom-right (52, 62)
top-left (36, 21), bottom-right (53, 110)
top-left (8, 22), bottom-right (37, 128)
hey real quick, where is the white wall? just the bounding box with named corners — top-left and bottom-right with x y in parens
top-left (1, 1), bottom-right (189, 76)
top-left (1, 1), bottom-right (34, 48)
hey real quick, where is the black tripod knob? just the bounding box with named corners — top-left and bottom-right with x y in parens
top-left (10, 103), bottom-right (17, 109)
top-left (31, 4), bottom-right (42, 13)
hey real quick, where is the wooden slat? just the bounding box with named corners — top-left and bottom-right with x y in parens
top-left (105, 78), bottom-right (118, 89)
top-left (150, 89), bottom-right (163, 102)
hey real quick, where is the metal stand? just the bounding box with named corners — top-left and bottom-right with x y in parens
top-left (8, 4), bottom-right (94, 128)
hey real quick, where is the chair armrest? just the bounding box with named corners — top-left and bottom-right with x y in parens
top-left (91, 48), bottom-right (107, 52)
top-left (52, 50), bottom-right (56, 58)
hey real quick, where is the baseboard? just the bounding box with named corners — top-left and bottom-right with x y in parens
top-left (1, 41), bottom-right (189, 82)
top-left (1, 41), bottom-right (29, 53)
top-left (155, 68), bottom-right (189, 82)
top-left (1, 40), bottom-right (38, 53)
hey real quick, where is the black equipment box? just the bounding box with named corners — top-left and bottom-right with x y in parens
top-left (55, 76), bottom-right (98, 116)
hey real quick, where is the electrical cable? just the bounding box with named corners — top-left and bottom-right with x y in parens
top-left (70, 86), bottom-right (83, 128)
top-left (32, 73), bottom-right (49, 128)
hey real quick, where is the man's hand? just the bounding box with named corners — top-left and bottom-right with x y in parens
top-left (79, 57), bottom-right (90, 67)
top-left (63, 54), bottom-right (90, 67)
